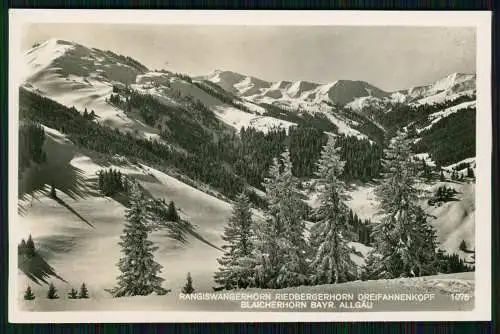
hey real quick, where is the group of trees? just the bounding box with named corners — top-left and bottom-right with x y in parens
top-left (19, 121), bottom-right (47, 176)
top-left (24, 283), bottom-right (89, 300)
top-left (215, 150), bottom-right (311, 289)
top-left (335, 136), bottom-right (382, 181)
top-left (428, 185), bottom-right (458, 206)
top-left (214, 130), bottom-right (473, 290)
top-left (82, 108), bottom-right (97, 120)
top-left (18, 235), bottom-right (36, 258)
top-left (97, 168), bottom-right (127, 197)
top-left (372, 93), bottom-right (475, 137)
top-left (260, 103), bottom-right (338, 133)
top-left (236, 126), bottom-right (383, 188)
top-left (346, 209), bottom-right (373, 246)
top-left (436, 250), bottom-right (474, 273)
top-left (412, 108), bottom-right (476, 167)
top-left (193, 80), bottom-right (255, 114)
top-left (362, 94), bottom-right (476, 167)
top-left (213, 133), bottom-right (442, 290)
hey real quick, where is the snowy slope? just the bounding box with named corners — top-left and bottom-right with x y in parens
top-left (22, 39), bottom-right (159, 138)
top-left (23, 41), bottom-right (292, 135)
top-left (400, 73), bottom-right (476, 105)
top-left (23, 39), bottom-right (75, 82)
top-left (416, 100), bottom-right (476, 134)
top-left (343, 180), bottom-right (476, 260)
top-left (211, 106), bottom-right (295, 133)
top-left (133, 71), bottom-right (294, 133)
top-left (425, 181), bottom-right (475, 261)
top-left (197, 70), bottom-right (271, 96)
top-left (17, 126), bottom-right (235, 300)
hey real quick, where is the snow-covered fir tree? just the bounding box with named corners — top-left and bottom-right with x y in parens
top-left (68, 288), bottom-right (78, 299)
top-left (252, 150), bottom-right (308, 289)
top-left (252, 157), bottom-right (282, 288)
top-left (214, 192), bottom-right (254, 289)
top-left (79, 283), bottom-right (89, 299)
top-left (274, 151), bottom-right (309, 288)
top-left (47, 282), bottom-right (59, 299)
top-left (309, 137), bottom-right (356, 284)
top-left (182, 272), bottom-right (195, 294)
top-left (24, 286), bottom-right (35, 300)
top-left (372, 132), bottom-right (439, 278)
top-left (108, 182), bottom-right (168, 297)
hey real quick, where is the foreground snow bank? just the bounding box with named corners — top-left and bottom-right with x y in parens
top-left (19, 272), bottom-right (474, 312)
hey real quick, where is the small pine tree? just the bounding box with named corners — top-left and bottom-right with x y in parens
top-left (47, 283), bottom-right (59, 299)
top-left (98, 171), bottom-right (104, 194)
top-left (50, 182), bottom-right (57, 199)
top-left (166, 201), bottom-right (180, 222)
top-left (181, 272), bottom-right (195, 294)
top-left (440, 170), bottom-right (445, 181)
top-left (24, 286), bottom-right (35, 300)
top-left (459, 240), bottom-right (468, 252)
top-left (78, 283), bottom-right (89, 299)
top-left (68, 288), bottom-right (78, 299)
top-left (25, 235), bottom-right (36, 258)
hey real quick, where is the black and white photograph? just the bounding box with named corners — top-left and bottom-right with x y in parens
top-left (8, 10), bottom-right (491, 322)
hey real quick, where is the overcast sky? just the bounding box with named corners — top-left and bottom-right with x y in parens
top-left (22, 24), bottom-right (476, 91)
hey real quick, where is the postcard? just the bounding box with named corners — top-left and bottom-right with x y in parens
top-left (8, 9), bottom-right (492, 322)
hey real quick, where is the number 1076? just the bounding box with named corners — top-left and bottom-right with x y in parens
top-left (451, 293), bottom-right (471, 301)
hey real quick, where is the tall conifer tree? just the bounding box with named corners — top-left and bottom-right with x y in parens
top-left (309, 137), bottom-right (356, 284)
top-left (252, 150), bottom-right (308, 288)
top-left (214, 192), bottom-right (254, 289)
top-left (372, 132), bottom-right (439, 278)
top-left (109, 182), bottom-right (168, 297)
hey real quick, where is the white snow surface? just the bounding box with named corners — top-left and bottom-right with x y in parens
top-left (212, 106), bottom-right (296, 133)
top-left (17, 131), bottom-right (234, 301)
top-left (406, 73), bottom-right (476, 105)
top-left (23, 39), bottom-right (75, 82)
top-left (414, 153), bottom-right (437, 167)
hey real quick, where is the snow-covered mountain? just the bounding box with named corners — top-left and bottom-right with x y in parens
top-left (22, 39), bottom-right (477, 150)
top-left (199, 69), bottom-right (476, 110)
top-left (23, 39), bottom-right (155, 136)
top-left (197, 70), bottom-right (390, 107)
top-left (396, 72), bottom-right (476, 105)
top-left (22, 40), bottom-right (296, 135)
top-left (197, 70), bottom-right (477, 145)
